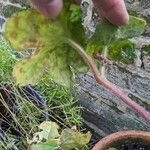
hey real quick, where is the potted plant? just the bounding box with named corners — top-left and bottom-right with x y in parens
top-left (92, 130), bottom-right (150, 150)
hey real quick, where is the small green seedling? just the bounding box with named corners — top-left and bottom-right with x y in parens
top-left (3, 1), bottom-right (150, 123)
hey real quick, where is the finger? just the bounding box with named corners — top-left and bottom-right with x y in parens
top-left (75, 0), bottom-right (81, 4)
top-left (93, 0), bottom-right (129, 25)
top-left (30, 0), bottom-right (63, 18)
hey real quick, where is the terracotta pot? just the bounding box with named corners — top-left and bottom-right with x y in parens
top-left (92, 130), bottom-right (150, 150)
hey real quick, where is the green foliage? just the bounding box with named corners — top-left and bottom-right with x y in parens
top-left (69, 4), bottom-right (82, 23)
top-left (37, 75), bottom-right (83, 126)
top-left (28, 121), bottom-right (60, 150)
top-left (90, 16), bottom-right (146, 46)
top-left (28, 121), bottom-right (91, 150)
top-left (0, 36), bottom-right (16, 82)
top-left (87, 16), bottom-right (146, 64)
top-left (142, 45), bottom-right (150, 53)
top-left (118, 16), bottom-right (146, 39)
top-left (108, 40), bottom-right (135, 64)
top-left (60, 129), bottom-right (91, 150)
top-left (86, 42), bottom-right (104, 56)
top-left (4, 10), bottom-right (63, 51)
top-left (90, 22), bottom-right (118, 46)
top-left (30, 144), bottom-right (58, 150)
top-left (0, 79), bottom-right (83, 149)
top-left (4, 4), bottom-right (87, 86)
top-left (68, 4), bottom-right (85, 45)
top-left (4, 0), bottom-right (146, 87)
top-left (13, 45), bottom-right (73, 86)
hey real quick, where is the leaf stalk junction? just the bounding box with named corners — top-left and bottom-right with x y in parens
top-left (68, 39), bottom-right (150, 123)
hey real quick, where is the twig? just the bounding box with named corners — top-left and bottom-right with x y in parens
top-left (68, 39), bottom-right (150, 123)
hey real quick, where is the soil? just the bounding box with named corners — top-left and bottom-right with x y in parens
top-left (108, 138), bottom-right (150, 150)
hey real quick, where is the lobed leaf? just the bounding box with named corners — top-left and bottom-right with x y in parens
top-left (4, 1), bottom-right (146, 87)
top-left (108, 40), bottom-right (135, 64)
top-left (13, 45), bottom-right (73, 86)
top-left (4, 10), bottom-right (64, 51)
top-left (27, 121), bottom-right (60, 145)
top-left (30, 143), bottom-right (58, 150)
top-left (90, 16), bottom-right (146, 46)
top-left (4, 3), bottom-right (87, 86)
top-left (60, 129), bottom-right (91, 150)
top-left (28, 121), bottom-right (91, 150)
top-left (118, 16), bottom-right (147, 39)
top-left (28, 121), bottom-right (60, 150)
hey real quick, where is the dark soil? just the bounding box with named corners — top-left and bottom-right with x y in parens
top-left (108, 138), bottom-right (150, 150)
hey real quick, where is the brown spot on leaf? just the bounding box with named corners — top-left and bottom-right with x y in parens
top-left (10, 32), bottom-right (17, 39)
top-left (19, 68), bottom-right (23, 73)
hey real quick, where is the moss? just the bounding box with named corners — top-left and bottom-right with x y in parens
top-left (0, 36), bottom-right (16, 82)
top-left (142, 45), bottom-right (150, 53)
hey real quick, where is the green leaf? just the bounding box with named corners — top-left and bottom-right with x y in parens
top-left (27, 121), bottom-right (60, 145)
top-left (69, 4), bottom-right (82, 23)
top-left (12, 48), bottom-right (49, 86)
top-left (13, 45), bottom-right (73, 86)
top-left (4, 10), bottom-right (64, 51)
top-left (118, 16), bottom-right (147, 39)
top-left (60, 129), bottom-right (91, 150)
top-left (0, 36), bottom-right (16, 81)
top-left (30, 142), bottom-right (58, 150)
top-left (59, 2), bottom-right (85, 45)
top-left (28, 121), bottom-right (91, 150)
top-left (4, 7), bottom-right (87, 86)
top-left (108, 40), bottom-right (135, 64)
top-left (90, 16), bottom-right (146, 46)
top-left (4, 3), bottom-right (146, 87)
top-left (90, 21), bottom-right (118, 46)
top-left (86, 42), bottom-right (104, 57)
top-left (38, 121), bottom-right (60, 139)
top-left (68, 46), bottom-right (88, 73)
top-left (28, 121), bottom-right (60, 150)
top-left (46, 46), bottom-right (73, 87)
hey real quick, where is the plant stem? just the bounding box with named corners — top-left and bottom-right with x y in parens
top-left (101, 46), bottom-right (108, 78)
top-left (92, 130), bottom-right (150, 150)
top-left (68, 39), bottom-right (150, 123)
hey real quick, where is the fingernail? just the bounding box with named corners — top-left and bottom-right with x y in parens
top-left (103, 7), bottom-right (129, 25)
top-left (92, 0), bottom-right (129, 26)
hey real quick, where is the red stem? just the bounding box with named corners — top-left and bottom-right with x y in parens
top-left (92, 130), bottom-right (150, 150)
top-left (69, 40), bottom-right (150, 123)
top-left (100, 79), bottom-right (150, 122)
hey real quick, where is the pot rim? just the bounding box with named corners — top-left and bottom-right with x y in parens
top-left (92, 130), bottom-right (150, 150)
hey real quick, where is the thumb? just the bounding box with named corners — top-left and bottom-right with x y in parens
top-left (30, 0), bottom-right (63, 18)
top-left (93, 0), bottom-right (129, 25)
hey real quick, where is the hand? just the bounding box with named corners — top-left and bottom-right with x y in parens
top-left (30, 0), bottom-right (129, 25)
